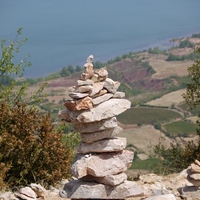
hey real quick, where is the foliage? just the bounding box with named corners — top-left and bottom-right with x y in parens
top-left (192, 33), bottom-right (200, 38)
top-left (183, 48), bottom-right (200, 133)
top-left (166, 52), bottom-right (199, 61)
top-left (0, 101), bottom-right (74, 188)
top-left (153, 139), bottom-right (200, 175)
top-left (0, 27), bottom-right (46, 105)
top-left (148, 47), bottom-right (164, 54)
top-left (179, 39), bottom-right (195, 48)
top-left (0, 29), bottom-right (79, 189)
top-left (60, 64), bottom-right (82, 77)
top-left (153, 48), bottom-right (200, 175)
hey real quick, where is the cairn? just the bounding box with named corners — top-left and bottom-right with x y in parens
top-left (58, 55), bottom-right (143, 199)
top-left (187, 159), bottom-right (200, 187)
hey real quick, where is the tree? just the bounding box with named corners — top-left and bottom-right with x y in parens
top-left (153, 48), bottom-right (200, 175)
top-left (60, 67), bottom-right (70, 77)
top-left (0, 27), bottom-right (46, 105)
top-left (0, 28), bottom-right (79, 189)
top-left (67, 64), bottom-right (74, 74)
top-left (75, 65), bottom-right (82, 72)
top-left (183, 47), bottom-right (200, 134)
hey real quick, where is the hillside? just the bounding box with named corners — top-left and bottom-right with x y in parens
top-left (26, 34), bottom-right (200, 169)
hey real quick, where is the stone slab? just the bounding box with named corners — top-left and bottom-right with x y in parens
top-left (80, 126), bottom-right (123, 143)
top-left (77, 137), bottom-right (127, 153)
top-left (59, 180), bottom-right (143, 199)
top-left (71, 150), bottom-right (134, 178)
top-left (81, 172), bottom-right (127, 186)
top-left (74, 117), bottom-right (118, 133)
top-left (58, 99), bottom-right (131, 123)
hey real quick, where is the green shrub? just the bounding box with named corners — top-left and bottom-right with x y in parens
top-left (0, 101), bottom-right (75, 188)
top-left (153, 139), bottom-right (200, 175)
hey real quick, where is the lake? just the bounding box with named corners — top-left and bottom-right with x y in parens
top-left (1, 0), bottom-right (200, 78)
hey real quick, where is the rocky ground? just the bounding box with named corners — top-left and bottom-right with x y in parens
top-left (1, 165), bottom-right (200, 200)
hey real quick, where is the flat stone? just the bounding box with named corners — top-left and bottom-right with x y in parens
top-left (104, 78), bottom-right (120, 94)
top-left (91, 73), bottom-right (99, 83)
top-left (91, 89), bottom-right (107, 98)
top-left (71, 150), bottom-right (134, 178)
top-left (69, 92), bottom-right (89, 99)
top-left (89, 82), bottom-right (105, 97)
top-left (80, 63), bottom-right (94, 80)
top-left (92, 93), bottom-right (113, 105)
top-left (187, 175), bottom-right (200, 186)
top-left (178, 186), bottom-right (200, 200)
top-left (195, 159), bottom-right (200, 167)
top-left (113, 91), bottom-right (125, 98)
top-left (81, 172), bottom-right (127, 186)
top-left (60, 180), bottom-right (143, 199)
top-left (80, 126), bottom-right (123, 143)
top-left (190, 173), bottom-right (200, 180)
top-left (94, 68), bottom-right (108, 81)
top-left (15, 187), bottom-right (37, 200)
top-left (58, 99), bottom-right (131, 123)
top-left (74, 117), bottom-right (118, 133)
top-left (77, 79), bottom-right (94, 86)
top-left (76, 85), bottom-right (93, 93)
top-left (64, 97), bottom-right (93, 111)
top-left (191, 163), bottom-right (200, 173)
top-left (77, 137), bottom-right (127, 153)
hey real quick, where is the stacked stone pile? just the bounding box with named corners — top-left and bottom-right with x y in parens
top-left (58, 55), bottom-right (143, 199)
top-left (187, 159), bottom-right (200, 186)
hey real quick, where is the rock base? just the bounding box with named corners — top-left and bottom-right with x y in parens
top-left (59, 180), bottom-right (143, 199)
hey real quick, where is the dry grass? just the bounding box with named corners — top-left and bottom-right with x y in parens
top-left (119, 125), bottom-right (172, 156)
top-left (146, 89), bottom-right (186, 107)
top-left (149, 59), bottom-right (193, 79)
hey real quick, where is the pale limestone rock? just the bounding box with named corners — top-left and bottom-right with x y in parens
top-left (178, 185), bottom-right (200, 200)
top-left (80, 126), bottom-right (123, 143)
top-left (191, 163), bottom-right (200, 173)
top-left (113, 91), bottom-right (125, 98)
top-left (187, 175), bottom-right (200, 186)
top-left (80, 63), bottom-right (94, 80)
top-left (89, 81), bottom-right (104, 97)
top-left (190, 173), bottom-right (200, 180)
top-left (64, 96), bottom-right (93, 111)
top-left (76, 85), bottom-right (93, 93)
top-left (15, 187), bottom-right (37, 200)
top-left (92, 93), bottom-right (113, 105)
top-left (81, 172), bottom-right (127, 186)
top-left (68, 92), bottom-right (89, 99)
top-left (145, 194), bottom-right (176, 200)
top-left (86, 54), bottom-right (94, 63)
top-left (0, 192), bottom-right (18, 200)
top-left (91, 73), bottom-right (99, 83)
top-left (77, 79), bottom-right (94, 86)
top-left (104, 78), bottom-right (120, 94)
top-left (71, 150), bottom-right (134, 178)
top-left (94, 68), bottom-right (108, 81)
top-left (91, 88), bottom-right (107, 98)
top-left (30, 183), bottom-right (47, 197)
top-left (60, 180), bottom-right (143, 199)
top-left (195, 159), bottom-right (200, 167)
top-left (58, 98), bottom-right (131, 123)
top-left (77, 137), bottom-right (126, 153)
top-left (74, 117), bottom-right (118, 133)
